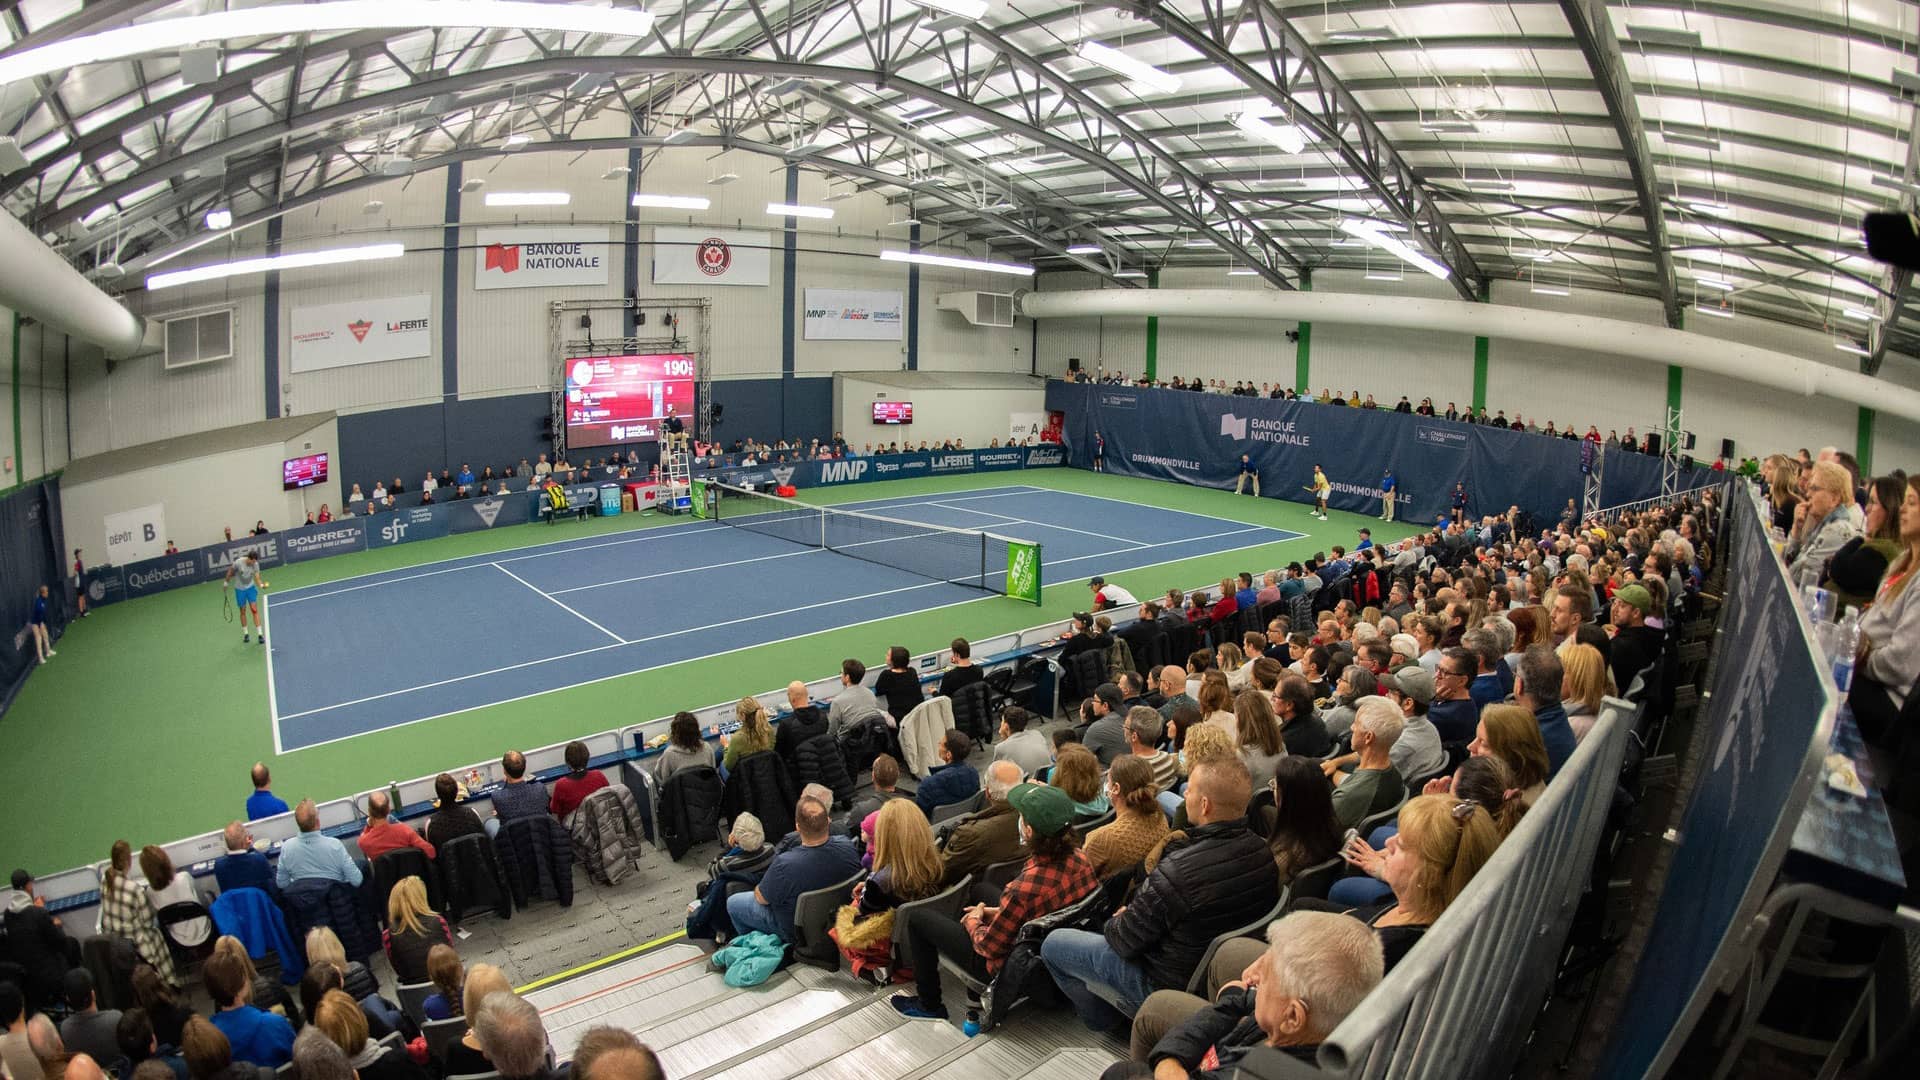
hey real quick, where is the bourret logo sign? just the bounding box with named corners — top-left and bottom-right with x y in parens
top-left (697, 238), bottom-right (732, 276)
top-left (347, 320), bottom-right (372, 342)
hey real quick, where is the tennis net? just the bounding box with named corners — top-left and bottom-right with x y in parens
top-left (707, 481), bottom-right (1035, 595)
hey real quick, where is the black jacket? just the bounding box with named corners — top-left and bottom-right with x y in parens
top-left (792, 731), bottom-right (857, 808)
top-left (434, 834), bottom-right (512, 923)
top-left (1149, 986), bottom-right (1319, 1077)
top-left (1280, 715), bottom-right (1332, 759)
top-left (492, 816), bottom-right (574, 909)
top-left (722, 750), bottom-right (799, 841)
top-left (282, 878), bottom-right (382, 963)
top-left (659, 766), bottom-right (725, 861)
top-left (774, 706), bottom-right (828, 766)
top-left (1609, 624), bottom-right (1665, 699)
top-left (2, 903), bottom-right (74, 1011)
top-left (1119, 619), bottom-right (1162, 673)
top-left (872, 668), bottom-right (923, 721)
top-left (1103, 817), bottom-right (1280, 990)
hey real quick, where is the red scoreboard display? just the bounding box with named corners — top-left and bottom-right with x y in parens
top-left (564, 354), bottom-right (697, 447)
top-left (872, 400), bottom-right (914, 425)
top-left (282, 453), bottom-right (329, 490)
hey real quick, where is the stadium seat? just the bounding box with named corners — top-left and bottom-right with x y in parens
top-left (892, 875), bottom-right (972, 975)
top-left (1356, 797), bottom-right (1408, 840)
top-left (1284, 856), bottom-right (1348, 906)
top-left (949, 680), bottom-right (998, 742)
top-left (395, 981), bottom-right (436, 1026)
top-left (1186, 893), bottom-right (1291, 994)
top-left (435, 834), bottom-right (513, 925)
top-left (421, 1016), bottom-right (468, 1062)
top-left (978, 858), bottom-right (1026, 892)
top-left (155, 900), bottom-right (216, 974)
top-left (931, 790), bottom-right (985, 825)
top-left (369, 848), bottom-right (439, 926)
top-left (790, 869), bottom-right (865, 971)
top-left (1246, 788), bottom-right (1276, 839)
top-left (1072, 808), bottom-right (1115, 842)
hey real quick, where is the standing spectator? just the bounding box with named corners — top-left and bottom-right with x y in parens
top-left (872, 647), bottom-right (923, 723)
top-left (70, 549), bottom-right (89, 619)
top-left (245, 765), bottom-right (288, 821)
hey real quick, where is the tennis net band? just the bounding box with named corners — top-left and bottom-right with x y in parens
top-left (707, 481), bottom-right (1030, 595)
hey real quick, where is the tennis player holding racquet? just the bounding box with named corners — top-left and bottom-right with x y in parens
top-left (1307, 464), bottom-right (1331, 521)
top-left (225, 550), bottom-right (268, 645)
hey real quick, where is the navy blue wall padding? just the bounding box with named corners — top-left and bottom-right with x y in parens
top-left (707, 377), bottom-right (832, 447)
top-left (1046, 381), bottom-right (1711, 528)
top-left (0, 478), bottom-right (67, 716)
top-left (337, 393), bottom-right (551, 493)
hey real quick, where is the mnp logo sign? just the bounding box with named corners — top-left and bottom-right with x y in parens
top-left (818, 459), bottom-right (870, 484)
top-left (1219, 413), bottom-right (1249, 440)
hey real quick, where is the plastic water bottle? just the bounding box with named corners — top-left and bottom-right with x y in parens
top-left (1832, 611), bottom-right (1860, 693)
top-left (962, 1009), bottom-right (981, 1037)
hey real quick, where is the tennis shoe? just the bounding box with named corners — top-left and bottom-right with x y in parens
top-left (242, 634), bottom-right (250, 643)
top-left (259, 634), bottom-right (266, 645)
top-left (889, 994), bottom-right (947, 1022)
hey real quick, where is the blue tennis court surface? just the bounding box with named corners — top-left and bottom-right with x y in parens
top-left (264, 484), bottom-right (1304, 751)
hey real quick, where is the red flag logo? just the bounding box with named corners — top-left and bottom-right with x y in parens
top-left (484, 243), bottom-right (521, 273)
top-left (347, 320), bottom-right (372, 342)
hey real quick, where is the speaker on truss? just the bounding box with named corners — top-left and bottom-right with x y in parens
top-left (1644, 433), bottom-right (1662, 457)
top-left (1680, 455), bottom-right (1695, 470)
top-left (1721, 438), bottom-right (1736, 459)
top-left (1067, 357), bottom-right (1081, 373)
top-left (708, 403), bottom-right (724, 422)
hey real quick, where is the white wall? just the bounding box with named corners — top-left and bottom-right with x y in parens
top-left (831, 373), bottom-right (1046, 449)
top-left (1484, 281), bottom-right (1671, 439)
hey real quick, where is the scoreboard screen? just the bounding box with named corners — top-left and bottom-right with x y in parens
top-left (872, 400), bottom-right (914, 425)
top-left (283, 453), bottom-right (329, 490)
top-left (564, 353), bottom-right (698, 447)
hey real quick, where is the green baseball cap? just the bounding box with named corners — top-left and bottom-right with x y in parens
top-left (1613, 583), bottom-right (1654, 614)
top-left (1006, 782), bottom-right (1074, 837)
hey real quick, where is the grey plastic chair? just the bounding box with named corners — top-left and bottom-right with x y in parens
top-left (791, 869), bottom-right (865, 970)
top-left (891, 874), bottom-right (972, 974)
top-left (395, 980), bottom-right (436, 1026)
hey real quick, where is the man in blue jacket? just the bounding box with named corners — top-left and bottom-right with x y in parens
top-left (213, 823), bottom-right (274, 895)
top-left (913, 730), bottom-right (980, 816)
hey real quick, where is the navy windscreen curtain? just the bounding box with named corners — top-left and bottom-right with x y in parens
top-left (0, 477), bottom-right (67, 714)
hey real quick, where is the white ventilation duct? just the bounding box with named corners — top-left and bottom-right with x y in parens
top-left (0, 212), bottom-right (145, 355)
top-left (1020, 288), bottom-right (1920, 425)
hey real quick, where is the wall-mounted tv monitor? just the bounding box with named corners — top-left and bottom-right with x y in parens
top-left (872, 400), bottom-right (914, 425)
top-left (564, 353), bottom-right (698, 447)
top-left (283, 453), bottom-right (329, 490)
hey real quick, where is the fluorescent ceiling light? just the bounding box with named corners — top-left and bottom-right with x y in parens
top-left (500, 132), bottom-right (530, 150)
top-left (147, 242), bottom-right (404, 290)
top-left (1530, 284), bottom-right (1570, 297)
top-left (1626, 24), bottom-right (1703, 49)
top-left (1835, 341), bottom-right (1871, 356)
top-left (662, 127), bottom-right (698, 145)
top-left (204, 208), bottom-right (232, 231)
top-left (1687, 200), bottom-right (1730, 215)
top-left (1075, 41), bottom-right (1182, 95)
top-left (1365, 270), bottom-right (1405, 282)
top-left (1693, 303), bottom-right (1734, 318)
top-left (1065, 243), bottom-right (1102, 254)
top-left (911, 0), bottom-right (987, 19)
top-left (601, 165), bottom-right (631, 179)
top-left (785, 138), bottom-right (832, 157)
top-left (1227, 266), bottom-right (1259, 276)
top-left (1694, 275), bottom-right (1734, 290)
top-left (460, 177), bottom-right (486, 193)
top-left (485, 191), bottom-right (570, 206)
top-left (363, 199), bottom-right (385, 214)
top-left (879, 249), bottom-right (1034, 276)
top-left (1659, 130), bottom-right (1722, 151)
top-left (1184, 237), bottom-right (1215, 248)
top-left (766, 78), bottom-right (807, 98)
top-left (1529, 250), bottom-right (1555, 262)
top-left (1232, 112), bottom-right (1308, 154)
top-left (707, 172), bottom-right (740, 186)
top-left (897, 102), bottom-right (943, 121)
top-left (1466, 179), bottom-right (1514, 192)
top-left (0, 2), bottom-right (657, 90)
top-left (1115, 269), bottom-right (1147, 278)
top-left (889, 215), bottom-right (921, 227)
top-left (767, 202), bottom-right (834, 219)
top-left (1420, 119), bottom-right (1478, 133)
top-left (824, 189), bottom-right (856, 202)
top-left (1337, 219), bottom-right (1450, 279)
top-left (1843, 307), bottom-right (1879, 322)
top-left (1325, 25), bottom-right (1398, 41)
top-left (632, 193), bottom-right (710, 210)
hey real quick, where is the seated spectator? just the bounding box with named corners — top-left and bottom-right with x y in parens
top-left (890, 783), bottom-right (1100, 1021)
top-left (1462, 629), bottom-right (1507, 711)
top-left (114, 1009), bottom-right (187, 1080)
top-left (471, 992), bottom-right (553, 1080)
top-left (937, 638), bottom-right (986, 698)
top-left (1042, 757), bottom-right (1280, 1034)
top-left (653, 713), bottom-right (714, 786)
top-left (994, 706), bottom-right (1052, 776)
top-left (568, 1026), bottom-right (665, 1080)
top-left (486, 752), bottom-right (549, 836)
top-left (137, 846), bottom-right (210, 947)
top-left (441, 965), bottom-right (513, 1078)
top-left (1316, 794), bottom-right (1501, 970)
top-left (1122, 707), bottom-right (1179, 794)
top-left (1514, 647), bottom-right (1577, 778)
top-left (1079, 684), bottom-right (1129, 767)
top-left (422, 774), bottom-right (486, 848)
top-left (131, 967), bottom-right (194, 1049)
top-left (914, 730), bottom-right (981, 817)
top-left (772, 681), bottom-right (828, 765)
top-left (1232, 689), bottom-right (1287, 791)
top-left (1156, 665), bottom-right (1196, 721)
top-left (1111, 911), bottom-right (1384, 1080)
top-left (1051, 746), bottom-right (1111, 823)
top-left (1560, 642), bottom-right (1610, 743)
top-left (289, 1028), bottom-right (352, 1080)
top-left (1855, 475), bottom-right (1920, 741)
top-left (1329, 698), bottom-right (1407, 830)
top-left (356, 792), bottom-right (435, 863)
top-left (1471, 706), bottom-right (1551, 811)
top-left (1209, 579), bottom-right (1239, 625)
top-left (872, 646), bottom-right (924, 723)
top-left (1426, 648), bottom-right (1481, 744)
top-left (212, 823), bottom-right (273, 895)
top-left (101, 843), bottom-right (179, 986)
top-left (832, 801), bottom-right (945, 978)
top-left (421, 945), bottom-right (464, 1021)
top-left (1082, 756), bottom-right (1171, 878)
top-left (1, 982), bottom-right (41, 1080)
top-left (58, 970), bottom-right (121, 1068)
top-left (940, 761), bottom-right (1026, 887)
top-left (309, 991), bottom-right (425, 1080)
top-left (1273, 678), bottom-right (1331, 759)
top-left (1786, 461), bottom-right (1861, 588)
top-left (3, 868), bottom-right (79, 1014)
top-left (828, 658), bottom-right (887, 739)
top-left (719, 697), bottom-right (775, 773)
top-left (548, 740), bottom-right (610, 822)
top-left (246, 764), bottom-right (289, 821)
top-left (846, 755), bottom-right (909, 828)
top-left (202, 947), bottom-right (294, 1069)
top-left (305, 927), bottom-right (379, 1003)
top-left (1375, 668), bottom-right (1448, 783)
top-left (1604, 583), bottom-right (1663, 700)
top-left (1261, 757), bottom-right (1344, 884)
top-left (724, 800), bottom-right (862, 941)
top-left (382, 878), bottom-right (453, 985)
top-left (179, 1018), bottom-right (257, 1080)
top-left (275, 801), bottom-right (363, 890)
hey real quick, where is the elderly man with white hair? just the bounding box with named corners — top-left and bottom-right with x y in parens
top-left (473, 993), bottom-right (554, 1080)
top-left (940, 760), bottom-right (1028, 889)
top-left (1328, 698), bottom-right (1406, 830)
top-left (1103, 911), bottom-right (1386, 1079)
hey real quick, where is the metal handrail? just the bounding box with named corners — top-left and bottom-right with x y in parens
top-left (1588, 476), bottom-right (1735, 521)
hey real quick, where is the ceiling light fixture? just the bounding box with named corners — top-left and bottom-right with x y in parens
top-left (1625, 24), bottom-right (1703, 49)
top-left (889, 214), bottom-right (922, 227)
top-left (1420, 119), bottom-right (1478, 134)
top-left (631, 193), bottom-right (710, 210)
top-left (878, 249), bottom-right (1033, 276)
top-left (500, 132), bottom-right (530, 150)
top-left (767, 202), bottom-right (834, 219)
top-left (1227, 266), bottom-right (1259, 276)
top-left (1843, 307), bottom-right (1880, 322)
top-left (1687, 200), bottom-right (1730, 215)
top-left (1324, 25), bottom-right (1398, 42)
top-left (1835, 341), bottom-right (1871, 356)
top-left (785, 136), bottom-right (832, 157)
top-left (0, 2), bottom-right (657, 91)
top-left (601, 165), bottom-right (631, 179)
top-left (1232, 112), bottom-right (1308, 154)
top-left (1693, 303), bottom-right (1734, 319)
top-left (485, 191), bottom-right (570, 206)
top-left (1337, 219), bottom-right (1450, 279)
top-left (824, 188), bottom-right (856, 202)
top-left (910, 0), bottom-right (987, 19)
top-left (1075, 40), bottom-right (1182, 95)
top-left (1065, 243), bottom-right (1102, 254)
top-left (662, 127), bottom-right (698, 145)
top-left (1694, 275), bottom-right (1734, 290)
top-left (148, 242), bottom-right (405, 290)
top-left (204, 208), bottom-right (232, 231)
top-left (461, 177), bottom-right (486, 193)
top-left (1872, 175), bottom-right (1920, 196)
top-left (1115, 269), bottom-right (1147, 278)
top-left (707, 172), bottom-right (740, 186)
top-left (1659, 130), bottom-right (1722, 152)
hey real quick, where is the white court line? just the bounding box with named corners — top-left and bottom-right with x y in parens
top-left (264, 592), bottom-right (284, 754)
top-left (276, 578), bottom-right (950, 724)
top-left (987, 484), bottom-right (1295, 533)
top-left (549, 548), bottom-right (823, 595)
top-left (493, 563), bottom-right (627, 644)
top-left (272, 521), bottom-right (728, 605)
top-left (925, 501), bottom-right (1026, 524)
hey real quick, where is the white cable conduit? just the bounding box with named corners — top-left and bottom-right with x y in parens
top-left (0, 213), bottom-right (145, 355)
top-left (1020, 288), bottom-right (1920, 426)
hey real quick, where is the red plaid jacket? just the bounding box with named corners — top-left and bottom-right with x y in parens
top-left (967, 850), bottom-right (1099, 972)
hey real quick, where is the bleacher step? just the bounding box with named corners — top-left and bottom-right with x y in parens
top-left (698, 996), bottom-right (967, 1080)
top-left (1020, 1048), bottom-right (1121, 1079)
top-left (909, 1028), bottom-right (1117, 1080)
top-left (647, 980), bottom-right (868, 1078)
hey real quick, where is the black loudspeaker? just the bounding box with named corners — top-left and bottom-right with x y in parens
top-left (1068, 357), bottom-right (1082, 373)
top-left (1680, 455), bottom-right (1695, 470)
top-left (1682, 431), bottom-right (1697, 450)
top-left (1644, 433), bottom-right (1662, 456)
top-left (1721, 438), bottom-right (1736, 459)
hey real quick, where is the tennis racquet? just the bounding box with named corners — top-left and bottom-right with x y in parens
top-left (222, 582), bottom-right (234, 623)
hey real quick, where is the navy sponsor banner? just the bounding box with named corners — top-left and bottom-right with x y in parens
top-left (280, 519), bottom-right (369, 563)
top-left (449, 494), bottom-right (531, 534)
top-left (366, 505), bottom-right (449, 548)
top-left (975, 448), bottom-right (1028, 472)
top-left (928, 451), bottom-right (977, 474)
top-left (1024, 444), bottom-right (1065, 468)
top-left (82, 566), bottom-right (127, 607)
top-left (201, 535), bottom-right (283, 576)
top-left (123, 552), bottom-right (207, 598)
top-left (819, 457), bottom-right (881, 485)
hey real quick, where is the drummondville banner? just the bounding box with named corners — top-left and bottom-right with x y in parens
top-left (290, 294), bottom-right (432, 372)
top-left (474, 226), bottom-right (612, 290)
top-left (652, 226), bottom-right (771, 286)
top-left (803, 288), bottom-right (904, 340)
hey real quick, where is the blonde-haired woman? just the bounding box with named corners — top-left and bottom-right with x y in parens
top-left (1787, 461), bottom-right (1861, 588)
top-left (1323, 794), bottom-right (1503, 970)
top-left (1470, 704), bottom-right (1550, 808)
top-left (442, 964), bottom-right (514, 1077)
top-left (383, 877), bottom-right (453, 984)
top-left (1559, 643), bottom-right (1610, 743)
top-left (306, 926), bottom-right (379, 1001)
top-left (1197, 671), bottom-right (1237, 742)
top-left (99, 840), bottom-right (178, 985)
top-left (833, 800), bottom-right (944, 980)
top-left (720, 695), bottom-right (774, 773)
top-left (1217, 642), bottom-right (1249, 692)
